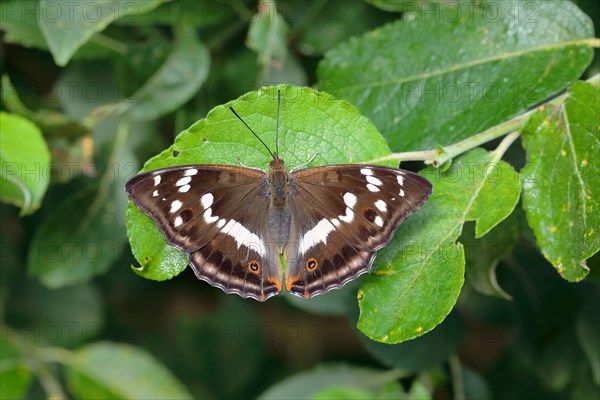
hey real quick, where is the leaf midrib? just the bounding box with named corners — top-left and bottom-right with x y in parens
top-left (338, 38), bottom-right (597, 93)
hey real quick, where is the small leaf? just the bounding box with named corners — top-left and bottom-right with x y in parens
top-left (318, 1), bottom-right (595, 151)
top-left (66, 342), bottom-right (193, 399)
top-left (521, 81), bottom-right (599, 281)
top-left (0, 112), bottom-right (50, 215)
top-left (128, 85), bottom-right (393, 282)
top-left (358, 148), bottom-right (520, 343)
top-left (0, 331), bottom-right (33, 400)
top-left (247, 0), bottom-right (289, 67)
top-left (38, 0), bottom-right (164, 66)
top-left (258, 364), bottom-right (397, 400)
top-left (92, 24), bottom-right (210, 121)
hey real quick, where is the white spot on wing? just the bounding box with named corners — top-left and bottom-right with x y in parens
top-left (400, 189), bottom-right (405, 197)
top-left (174, 216), bottom-right (183, 227)
top-left (170, 200), bottom-right (182, 213)
top-left (185, 169), bottom-right (198, 176)
top-left (360, 168), bottom-right (373, 176)
top-left (339, 207), bottom-right (354, 222)
top-left (299, 219), bottom-right (336, 255)
top-left (203, 208), bottom-right (218, 223)
top-left (153, 190), bottom-right (159, 197)
top-left (397, 175), bottom-right (404, 186)
top-left (343, 192), bottom-right (357, 208)
top-left (216, 219), bottom-right (226, 228)
top-left (179, 184), bottom-right (190, 193)
top-left (154, 175), bottom-right (161, 186)
top-left (374, 216), bottom-right (384, 227)
top-left (332, 218), bottom-right (340, 227)
top-left (367, 183), bottom-right (379, 192)
top-left (375, 200), bottom-right (387, 212)
top-left (366, 176), bottom-right (382, 186)
top-left (221, 219), bottom-right (266, 256)
top-left (201, 193), bottom-right (214, 209)
top-left (176, 176), bottom-right (192, 186)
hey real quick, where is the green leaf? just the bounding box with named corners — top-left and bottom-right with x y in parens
top-left (318, 0), bottom-right (595, 151)
top-left (28, 134), bottom-right (132, 288)
top-left (0, 112), bottom-right (50, 215)
top-left (521, 81), bottom-right (599, 281)
top-left (312, 386), bottom-right (374, 400)
top-left (247, 1), bottom-right (289, 67)
top-left (576, 288), bottom-right (600, 385)
top-left (92, 24), bottom-right (210, 121)
top-left (38, 0), bottom-right (164, 66)
top-left (128, 85), bottom-right (393, 281)
top-left (0, 330), bottom-right (33, 400)
top-left (357, 148), bottom-right (520, 343)
top-left (365, 0), bottom-right (439, 13)
top-left (463, 215), bottom-right (518, 300)
top-left (66, 342), bottom-right (193, 399)
top-left (258, 364), bottom-right (398, 400)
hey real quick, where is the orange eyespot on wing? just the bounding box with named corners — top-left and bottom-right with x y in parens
top-left (306, 258), bottom-right (318, 271)
top-left (248, 260), bottom-right (261, 274)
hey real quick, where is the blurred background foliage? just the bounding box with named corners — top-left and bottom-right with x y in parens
top-left (1, 0), bottom-right (599, 399)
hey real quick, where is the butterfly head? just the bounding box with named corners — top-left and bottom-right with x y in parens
top-left (269, 156), bottom-right (288, 202)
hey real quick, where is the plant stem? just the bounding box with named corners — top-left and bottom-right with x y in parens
top-left (368, 73), bottom-right (600, 166)
top-left (449, 355), bottom-right (465, 400)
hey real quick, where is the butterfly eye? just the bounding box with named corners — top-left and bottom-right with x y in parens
top-left (306, 258), bottom-right (318, 271)
top-left (248, 260), bottom-right (261, 274)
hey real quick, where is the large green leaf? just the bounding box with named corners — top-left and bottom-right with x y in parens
top-left (66, 342), bottom-right (193, 399)
top-left (521, 81), bottom-right (599, 282)
top-left (318, 0), bottom-right (595, 151)
top-left (357, 148), bottom-right (520, 343)
top-left (127, 85), bottom-right (393, 282)
top-left (0, 112), bottom-right (51, 215)
top-left (38, 0), bottom-right (165, 66)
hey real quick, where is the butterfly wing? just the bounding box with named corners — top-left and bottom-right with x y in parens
top-left (285, 165), bottom-right (432, 299)
top-left (126, 165), bottom-right (283, 301)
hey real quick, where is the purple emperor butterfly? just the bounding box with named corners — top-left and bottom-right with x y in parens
top-left (126, 92), bottom-right (432, 301)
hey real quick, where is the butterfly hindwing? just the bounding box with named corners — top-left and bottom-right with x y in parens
top-left (285, 164), bottom-right (432, 298)
top-left (126, 165), bottom-right (283, 301)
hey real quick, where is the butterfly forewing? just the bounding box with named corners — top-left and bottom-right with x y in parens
top-left (126, 165), bottom-right (283, 301)
top-left (285, 165), bottom-right (432, 299)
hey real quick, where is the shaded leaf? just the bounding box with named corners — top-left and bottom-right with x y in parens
top-left (66, 342), bottom-right (193, 399)
top-left (318, 0), bottom-right (595, 151)
top-left (358, 312), bottom-right (465, 371)
top-left (27, 134), bottom-right (132, 288)
top-left (38, 0), bottom-right (164, 66)
top-left (0, 112), bottom-right (50, 215)
top-left (128, 85), bottom-right (393, 281)
top-left (258, 364), bottom-right (397, 400)
top-left (247, 1), bottom-right (289, 67)
top-left (521, 81), bottom-right (599, 281)
top-left (576, 287), bottom-right (600, 385)
top-left (92, 24), bottom-right (210, 121)
top-left (358, 148), bottom-right (519, 343)
top-left (463, 216), bottom-right (518, 299)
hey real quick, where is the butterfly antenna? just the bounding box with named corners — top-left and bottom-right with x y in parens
top-left (229, 106), bottom-right (275, 159)
top-left (276, 90), bottom-right (281, 156)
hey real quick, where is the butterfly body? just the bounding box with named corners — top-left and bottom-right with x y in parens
top-left (126, 155), bottom-right (432, 301)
